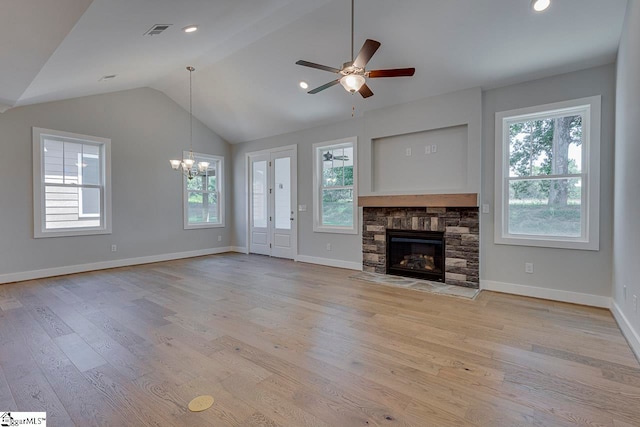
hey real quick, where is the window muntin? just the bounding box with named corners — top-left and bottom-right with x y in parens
top-left (33, 128), bottom-right (111, 238)
top-left (184, 153), bottom-right (224, 229)
top-left (495, 97), bottom-right (600, 250)
top-left (313, 138), bottom-right (358, 234)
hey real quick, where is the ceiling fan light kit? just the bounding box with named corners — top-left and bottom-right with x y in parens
top-left (295, 0), bottom-right (415, 99)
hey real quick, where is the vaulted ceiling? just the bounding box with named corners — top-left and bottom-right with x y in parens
top-left (0, 0), bottom-right (628, 142)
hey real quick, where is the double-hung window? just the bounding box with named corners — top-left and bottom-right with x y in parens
top-left (184, 152), bottom-right (224, 229)
top-left (33, 127), bottom-right (112, 238)
top-left (312, 137), bottom-right (358, 234)
top-left (495, 96), bottom-right (601, 250)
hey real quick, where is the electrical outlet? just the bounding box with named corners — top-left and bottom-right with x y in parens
top-left (482, 204), bottom-right (490, 214)
top-left (326, 243), bottom-right (331, 251)
top-left (217, 236), bottom-right (222, 242)
top-left (634, 295), bottom-right (638, 313)
top-left (111, 244), bottom-right (117, 252)
top-left (405, 148), bottom-right (412, 156)
top-left (424, 146), bottom-right (431, 155)
top-left (431, 144), bottom-right (437, 153)
top-left (525, 262), bottom-right (534, 274)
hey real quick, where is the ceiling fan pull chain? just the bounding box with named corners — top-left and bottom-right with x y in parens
top-left (352, 102), bottom-right (355, 118)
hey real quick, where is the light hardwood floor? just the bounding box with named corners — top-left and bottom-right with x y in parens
top-left (0, 253), bottom-right (639, 426)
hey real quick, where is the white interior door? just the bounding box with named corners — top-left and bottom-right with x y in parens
top-left (248, 147), bottom-right (297, 259)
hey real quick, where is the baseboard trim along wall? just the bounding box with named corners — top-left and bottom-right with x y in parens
top-left (0, 247), bottom-right (233, 285)
top-left (480, 280), bottom-right (611, 308)
top-left (231, 246), bottom-right (248, 254)
top-left (611, 301), bottom-right (640, 361)
top-left (296, 255), bottom-right (362, 271)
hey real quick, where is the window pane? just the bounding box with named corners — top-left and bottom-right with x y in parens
top-left (81, 154), bottom-right (101, 185)
top-left (187, 175), bottom-right (204, 191)
top-left (63, 142), bottom-right (82, 184)
top-left (207, 173), bottom-right (217, 192)
top-left (509, 115), bottom-right (583, 178)
top-left (44, 139), bottom-right (64, 184)
top-left (321, 146), bottom-right (354, 188)
top-left (274, 157), bottom-right (291, 230)
top-left (322, 188), bottom-right (353, 227)
top-left (44, 185), bottom-right (100, 229)
top-left (80, 187), bottom-right (101, 217)
top-left (187, 191), bottom-right (218, 224)
top-left (508, 178), bottom-right (582, 237)
top-left (252, 161), bottom-right (267, 228)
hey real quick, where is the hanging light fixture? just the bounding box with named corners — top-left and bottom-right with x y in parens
top-left (170, 66), bottom-right (209, 180)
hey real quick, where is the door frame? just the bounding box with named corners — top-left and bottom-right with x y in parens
top-left (245, 144), bottom-right (298, 260)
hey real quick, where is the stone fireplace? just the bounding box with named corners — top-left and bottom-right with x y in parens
top-left (360, 194), bottom-right (479, 289)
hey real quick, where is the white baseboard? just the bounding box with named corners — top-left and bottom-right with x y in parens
top-left (480, 280), bottom-right (611, 308)
top-left (231, 246), bottom-right (248, 254)
top-left (611, 301), bottom-right (640, 361)
top-left (0, 247), bottom-right (233, 285)
top-left (296, 255), bottom-right (362, 271)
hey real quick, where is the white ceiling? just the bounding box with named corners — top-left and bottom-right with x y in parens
top-left (0, 0), bottom-right (628, 142)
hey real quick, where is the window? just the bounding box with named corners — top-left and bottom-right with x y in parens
top-left (33, 127), bottom-right (112, 238)
top-left (184, 152), bottom-right (224, 229)
top-left (313, 137), bottom-right (358, 234)
top-left (495, 96), bottom-right (601, 250)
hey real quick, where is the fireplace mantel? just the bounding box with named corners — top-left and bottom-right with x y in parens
top-left (358, 193), bottom-right (477, 208)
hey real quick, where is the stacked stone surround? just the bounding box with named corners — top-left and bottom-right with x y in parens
top-left (362, 206), bottom-right (479, 289)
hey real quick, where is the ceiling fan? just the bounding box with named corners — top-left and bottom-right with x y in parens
top-left (296, 0), bottom-right (415, 98)
top-left (323, 152), bottom-right (349, 161)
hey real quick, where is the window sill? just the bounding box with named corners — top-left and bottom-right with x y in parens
top-left (494, 234), bottom-right (599, 251)
top-left (313, 225), bottom-right (358, 235)
top-left (34, 228), bottom-right (112, 239)
top-left (184, 223), bottom-right (225, 230)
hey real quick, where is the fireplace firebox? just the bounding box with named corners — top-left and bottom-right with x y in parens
top-left (386, 229), bottom-right (445, 282)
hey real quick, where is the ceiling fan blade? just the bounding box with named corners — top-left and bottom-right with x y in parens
top-left (358, 83), bottom-right (374, 98)
top-left (353, 39), bottom-right (381, 69)
top-left (295, 60), bottom-right (341, 74)
top-left (368, 68), bottom-right (416, 78)
top-left (308, 79), bottom-right (341, 94)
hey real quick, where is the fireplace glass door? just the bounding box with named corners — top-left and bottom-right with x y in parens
top-left (386, 230), bottom-right (445, 282)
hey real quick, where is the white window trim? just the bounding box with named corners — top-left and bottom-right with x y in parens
top-left (494, 96), bottom-right (601, 251)
top-left (312, 137), bottom-right (358, 234)
top-left (33, 127), bottom-right (112, 238)
top-left (183, 152), bottom-right (225, 229)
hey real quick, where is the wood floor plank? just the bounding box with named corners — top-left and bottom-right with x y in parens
top-left (54, 333), bottom-right (108, 372)
top-left (0, 253), bottom-right (638, 426)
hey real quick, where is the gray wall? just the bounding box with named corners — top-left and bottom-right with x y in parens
top-left (0, 88), bottom-right (231, 278)
top-left (481, 64), bottom-right (616, 297)
top-left (231, 88), bottom-right (482, 264)
top-left (613, 0), bottom-right (640, 345)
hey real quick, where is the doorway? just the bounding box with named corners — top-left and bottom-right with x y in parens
top-left (247, 145), bottom-right (297, 259)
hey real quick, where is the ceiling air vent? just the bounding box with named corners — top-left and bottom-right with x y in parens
top-left (144, 24), bottom-right (172, 36)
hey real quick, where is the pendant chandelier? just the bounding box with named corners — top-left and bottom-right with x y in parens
top-left (169, 66), bottom-right (209, 180)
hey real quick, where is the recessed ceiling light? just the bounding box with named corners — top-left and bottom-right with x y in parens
top-left (183, 25), bottom-right (198, 33)
top-left (299, 81), bottom-right (309, 89)
top-left (531, 0), bottom-right (551, 12)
